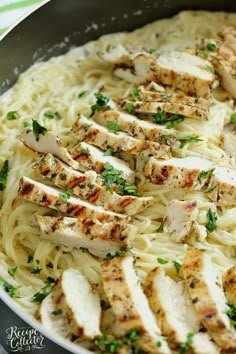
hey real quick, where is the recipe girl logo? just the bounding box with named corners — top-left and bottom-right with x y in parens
top-left (6, 326), bottom-right (45, 352)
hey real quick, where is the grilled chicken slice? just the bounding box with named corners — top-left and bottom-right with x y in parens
top-left (145, 157), bottom-right (214, 189)
top-left (123, 100), bottom-right (208, 121)
top-left (35, 215), bottom-right (136, 258)
top-left (206, 166), bottom-right (236, 205)
top-left (101, 256), bottom-right (171, 354)
top-left (223, 265), bottom-right (236, 304)
top-left (70, 141), bottom-right (135, 183)
top-left (145, 268), bottom-right (218, 353)
top-left (182, 249), bottom-right (236, 350)
top-left (222, 125), bottom-right (236, 159)
top-left (164, 200), bottom-right (200, 243)
top-left (100, 110), bottom-right (176, 143)
top-left (74, 116), bottom-right (170, 159)
top-left (19, 176), bottom-right (128, 223)
top-left (36, 293), bottom-right (70, 338)
top-left (52, 268), bottom-right (101, 339)
top-left (19, 130), bottom-right (80, 170)
top-left (122, 90), bottom-right (209, 120)
top-left (102, 47), bottom-right (214, 98)
top-left (36, 154), bottom-right (152, 216)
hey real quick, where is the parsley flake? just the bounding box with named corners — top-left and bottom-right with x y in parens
top-left (126, 102), bottom-right (134, 114)
top-left (173, 261), bottom-right (181, 274)
top-left (0, 160), bottom-right (9, 191)
top-left (27, 254), bottom-right (34, 263)
top-left (157, 258), bottom-right (168, 264)
top-left (81, 147), bottom-right (90, 154)
top-left (205, 65), bottom-right (215, 74)
top-left (232, 74), bottom-right (236, 80)
top-left (23, 121), bottom-right (31, 128)
top-left (103, 147), bottom-right (113, 156)
top-left (206, 208), bottom-right (217, 232)
top-left (153, 110), bottom-right (167, 124)
top-left (204, 185), bottom-right (216, 193)
top-left (52, 308), bottom-right (63, 316)
top-left (6, 111), bottom-right (19, 120)
top-left (107, 121), bottom-right (122, 133)
top-left (198, 168), bottom-right (215, 180)
top-left (0, 279), bottom-right (21, 298)
top-left (156, 220), bottom-right (164, 233)
top-left (59, 188), bottom-right (73, 202)
top-left (44, 111), bottom-right (62, 119)
top-left (32, 277), bottom-right (55, 303)
top-left (160, 135), bottom-right (174, 143)
top-left (130, 88), bottom-right (141, 102)
top-left (31, 267), bottom-right (42, 274)
top-left (32, 119), bottom-right (47, 142)
top-left (179, 136), bottom-right (203, 149)
top-left (230, 113), bottom-right (236, 124)
top-left (78, 90), bottom-right (89, 98)
top-left (8, 266), bottom-right (17, 279)
top-left (90, 92), bottom-right (109, 117)
top-left (180, 333), bottom-right (194, 354)
top-left (165, 114), bottom-right (184, 129)
top-left (206, 43), bottom-right (216, 51)
top-left (227, 303), bottom-right (236, 327)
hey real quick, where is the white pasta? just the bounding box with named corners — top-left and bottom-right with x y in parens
top-left (0, 9), bottom-right (235, 351)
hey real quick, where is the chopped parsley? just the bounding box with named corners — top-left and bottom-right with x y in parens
top-left (101, 162), bottom-right (138, 196)
top-left (160, 135), bottom-right (173, 143)
top-left (94, 329), bottom-right (140, 353)
top-left (173, 261), bottom-right (181, 274)
top-left (126, 102), bottom-right (134, 114)
top-left (6, 111), bottom-right (19, 120)
top-left (103, 147), bottom-right (113, 156)
top-left (205, 65), bottom-right (215, 74)
top-left (0, 279), bottom-right (21, 298)
top-left (81, 147), bottom-right (90, 154)
top-left (230, 113), bottom-right (236, 124)
top-left (31, 266), bottom-right (42, 274)
top-left (52, 308), bottom-right (62, 316)
top-left (198, 168), bottom-right (214, 180)
top-left (44, 111), bottom-right (62, 119)
top-left (180, 333), bottom-right (194, 354)
top-left (0, 160), bottom-right (9, 191)
top-left (206, 43), bottom-right (216, 51)
top-left (157, 258), bottom-right (168, 264)
top-left (78, 90), bottom-right (89, 98)
top-left (156, 220), bottom-right (164, 233)
top-left (23, 121), bottom-right (31, 128)
top-left (204, 185), bottom-right (216, 193)
top-left (153, 110), bottom-right (167, 124)
top-left (202, 52), bottom-right (209, 59)
top-left (165, 114), bottom-right (184, 129)
top-left (205, 208), bottom-right (217, 232)
top-left (178, 136), bottom-right (203, 149)
top-left (107, 121), bottom-right (122, 133)
top-left (90, 92), bottom-right (109, 117)
top-left (32, 277), bottom-right (55, 303)
top-left (32, 119), bottom-right (47, 142)
top-left (8, 266), bottom-right (17, 279)
top-left (232, 74), bottom-right (236, 80)
top-left (27, 254), bottom-right (34, 263)
top-left (105, 250), bottom-right (126, 261)
top-left (59, 188), bottom-right (73, 202)
top-left (130, 88), bottom-right (141, 102)
top-left (227, 303), bottom-right (236, 327)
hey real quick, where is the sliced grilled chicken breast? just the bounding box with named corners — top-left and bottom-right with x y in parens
top-left (182, 249), bottom-right (236, 350)
top-left (123, 100), bottom-right (208, 121)
top-left (101, 47), bottom-right (214, 98)
top-left (35, 215), bottom-right (136, 258)
top-left (222, 124), bottom-right (236, 159)
top-left (101, 256), bottom-right (171, 354)
top-left (137, 90), bottom-right (209, 110)
top-left (19, 130), bottom-right (80, 170)
top-left (70, 141), bottom-right (135, 183)
top-left (19, 176), bottom-right (128, 223)
top-left (145, 157), bottom-right (214, 189)
top-left (74, 116), bottom-right (170, 159)
top-left (100, 110), bottom-right (176, 143)
top-left (36, 154), bottom-right (152, 215)
top-left (207, 166), bottom-right (236, 205)
top-left (164, 200), bottom-right (199, 242)
top-left (52, 268), bottom-right (101, 339)
top-left (145, 268), bottom-right (218, 353)
top-left (152, 51), bottom-right (214, 99)
top-left (223, 265), bottom-right (236, 304)
top-left (36, 293), bottom-right (70, 338)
